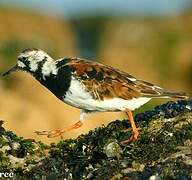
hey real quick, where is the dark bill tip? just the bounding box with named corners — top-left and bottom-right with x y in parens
top-left (1, 65), bottom-right (18, 77)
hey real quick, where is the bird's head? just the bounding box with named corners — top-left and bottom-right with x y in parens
top-left (2, 48), bottom-right (55, 77)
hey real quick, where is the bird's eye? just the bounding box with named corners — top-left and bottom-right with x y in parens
top-left (18, 57), bottom-right (26, 62)
top-left (21, 57), bottom-right (27, 61)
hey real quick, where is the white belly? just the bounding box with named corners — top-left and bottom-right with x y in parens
top-left (63, 78), bottom-right (151, 111)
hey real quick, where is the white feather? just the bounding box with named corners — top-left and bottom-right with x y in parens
top-left (17, 61), bottom-right (26, 68)
top-left (41, 60), bottom-right (58, 77)
top-left (29, 59), bottom-right (38, 72)
top-left (128, 77), bottom-right (137, 82)
top-left (64, 78), bottom-right (151, 111)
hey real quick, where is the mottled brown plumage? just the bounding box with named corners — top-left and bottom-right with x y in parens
top-left (65, 58), bottom-right (187, 101)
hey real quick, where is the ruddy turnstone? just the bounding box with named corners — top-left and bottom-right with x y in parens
top-left (2, 48), bottom-right (188, 144)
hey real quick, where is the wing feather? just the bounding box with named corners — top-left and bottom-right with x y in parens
top-left (64, 58), bottom-right (141, 100)
top-left (61, 57), bottom-right (188, 100)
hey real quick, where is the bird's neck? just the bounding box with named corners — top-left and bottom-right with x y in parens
top-left (31, 59), bottom-right (73, 100)
top-left (31, 59), bottom-right (58, 81)
top-left (31, 60), bottom-right (60, 98)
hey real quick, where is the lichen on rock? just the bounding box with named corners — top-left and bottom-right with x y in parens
top-left (0, 100), bottom-right (192, 179)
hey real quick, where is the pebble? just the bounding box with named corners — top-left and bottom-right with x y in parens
top-left (104, 141), bottom-right (122, 158)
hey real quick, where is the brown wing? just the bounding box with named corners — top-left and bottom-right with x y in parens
top-left (64, 58), bottom-right (141, 100)
top-left (64, 58), bottom-right (188, 100)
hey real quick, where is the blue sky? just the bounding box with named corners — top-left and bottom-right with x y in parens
top-left (0, 0), bottom-right (191, 18)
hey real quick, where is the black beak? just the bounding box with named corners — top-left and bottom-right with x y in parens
top-left (2, 65), bottom-right (18, 77)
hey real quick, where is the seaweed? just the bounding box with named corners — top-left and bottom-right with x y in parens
top-left (0, 100), bottom-right (192, 179)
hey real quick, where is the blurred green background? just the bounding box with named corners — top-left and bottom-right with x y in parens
top-left (0, 1), bottom-right (191, 143)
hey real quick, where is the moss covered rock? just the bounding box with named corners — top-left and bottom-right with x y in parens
top-left (0, 100), bottom-right (192, 179)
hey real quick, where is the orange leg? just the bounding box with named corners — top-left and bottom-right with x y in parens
top-left (35, 121), bottom-right (83, 138)
top-left (121, 110), bottom-right (139, 144)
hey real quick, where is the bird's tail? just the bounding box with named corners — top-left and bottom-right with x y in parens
top-left (158, 89), bottom-right (189, 99)
top-left (136, 80), bottom-right (190, 99)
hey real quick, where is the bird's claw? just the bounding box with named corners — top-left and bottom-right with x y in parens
top-left (120, 131), bottom-right (139, 146)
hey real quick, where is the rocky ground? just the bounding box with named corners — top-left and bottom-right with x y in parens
top-left (0, 100), bottom-right (192, 179)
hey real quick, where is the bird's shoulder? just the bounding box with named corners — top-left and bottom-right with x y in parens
top-left (56, 57), bottom-right (134, 82)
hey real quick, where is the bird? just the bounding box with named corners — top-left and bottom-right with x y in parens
top-left (2, 48), bottom-right (189, 144)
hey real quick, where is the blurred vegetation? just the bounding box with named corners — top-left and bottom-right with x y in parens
top-left (99, 15), bottom-right (192, 88)
top-left (71, 17), bottom-right (107, 59)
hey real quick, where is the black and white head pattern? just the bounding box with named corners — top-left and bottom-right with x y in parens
top-left (17, 48), bottom-right (58, 78)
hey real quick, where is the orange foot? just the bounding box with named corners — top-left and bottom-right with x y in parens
top-left (120, 109), bottom-right (140, 145)
top-left (35, 121), bottom-right (82, 138)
